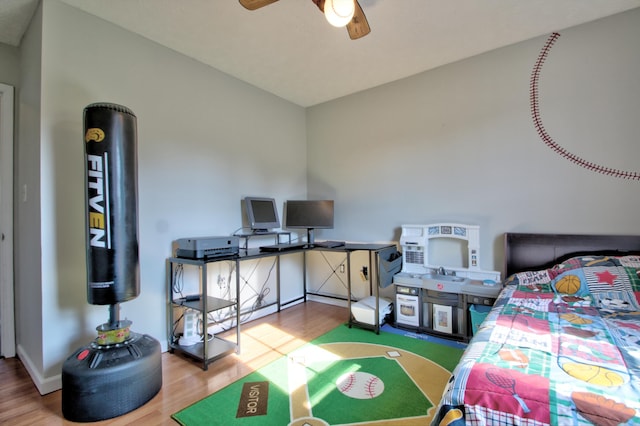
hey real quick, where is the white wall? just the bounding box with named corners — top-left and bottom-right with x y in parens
top-left (306, 8), bottom-right (640, 273)
top-left (17, 0), bottom-right (307, 393)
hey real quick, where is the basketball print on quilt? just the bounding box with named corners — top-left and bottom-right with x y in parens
top-left (550, 270), bottom-right (593, 307)
top-left (552, 270), bottom-right (588, 295)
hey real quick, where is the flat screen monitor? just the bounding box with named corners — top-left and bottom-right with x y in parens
top-left (285, 200), bottom-right (334, 244)
top-left (244, 197), bottom-right (280, 233)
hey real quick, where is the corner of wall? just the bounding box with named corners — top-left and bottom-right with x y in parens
top-left (16, 344), bottom-right (62, 395)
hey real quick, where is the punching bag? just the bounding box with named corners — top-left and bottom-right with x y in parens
top-left (84, 103), bottom-right (140, 305)
top-left (62, 103), bottom-right (162, 423)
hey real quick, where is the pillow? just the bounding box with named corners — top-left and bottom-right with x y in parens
top-left (514, 269), bottom-right (551, 287)
top-left (553, 252), bottom-right (640, 268)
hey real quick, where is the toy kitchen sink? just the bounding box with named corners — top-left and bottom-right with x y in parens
top-left (421, 270), bottom-right (467, 293)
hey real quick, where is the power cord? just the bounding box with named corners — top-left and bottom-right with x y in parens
top-left (172, 263), bottom-right (185, 299)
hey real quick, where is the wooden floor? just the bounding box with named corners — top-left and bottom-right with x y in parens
top-left (0, 301), bottom-right (348, 425)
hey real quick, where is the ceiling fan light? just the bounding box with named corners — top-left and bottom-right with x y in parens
top-left (324, 0), bottom-right (355, 28)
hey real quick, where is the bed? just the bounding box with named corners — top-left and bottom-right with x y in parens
top-left (432, 233), bottom-right (640, 426)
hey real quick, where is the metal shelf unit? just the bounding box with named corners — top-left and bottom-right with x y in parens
top-left (167, 256), bottom-right (241, 370)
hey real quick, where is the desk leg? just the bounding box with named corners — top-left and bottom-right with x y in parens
top-left (347, 251), bottom-right (352, 328)
top-left (235, 258), bottom-right (241, 354)
top-left (303, 251), bottom-right (307, 303)
top-left (373, 251), bottom-right (380, 334)
top-left (201, 263), bottom-right (208, 370)
top-left (168, 260), bottom-right (174, 353)
top-left (276, 255), bottom-right (281, 312)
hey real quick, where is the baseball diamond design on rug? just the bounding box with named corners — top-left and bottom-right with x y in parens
top-left (172, 324), bottom-right (464, 425)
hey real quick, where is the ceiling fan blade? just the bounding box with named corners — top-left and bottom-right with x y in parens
top-left (346, 1), bottom-right (370, 39)
top-left (239, 0), bottom-right (279, 11)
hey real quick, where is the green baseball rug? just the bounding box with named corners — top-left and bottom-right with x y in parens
top-left (172, 324), bottom-right (464, 426)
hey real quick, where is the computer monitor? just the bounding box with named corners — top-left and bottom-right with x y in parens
top-left (244, 197), bottom-right (280, 233)
top-left (284, 200), bottom-right (334, 244)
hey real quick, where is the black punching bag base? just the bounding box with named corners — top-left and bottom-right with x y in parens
top-left (61, 333), bottom-right (162, 422)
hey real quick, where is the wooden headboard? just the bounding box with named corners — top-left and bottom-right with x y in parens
top-left (504, 233), bottom-right (640, 278)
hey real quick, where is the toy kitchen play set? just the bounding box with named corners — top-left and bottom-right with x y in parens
top-left (393, 223), bottom-right (501, 341)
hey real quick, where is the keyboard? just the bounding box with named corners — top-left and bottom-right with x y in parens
top-left (259, 242), bottom-right (307, 252)
top-left (313, 241), bottom-right (345, 248)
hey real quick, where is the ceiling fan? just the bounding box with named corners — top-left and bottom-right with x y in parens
top-left (239, 0), bottom-right (371, 40)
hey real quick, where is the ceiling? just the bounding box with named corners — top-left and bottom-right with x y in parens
top-left (2, 0), bottom-right (640, 107)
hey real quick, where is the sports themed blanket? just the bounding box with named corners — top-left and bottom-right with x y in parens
top-left (432, 255), bottom-right (640, 425)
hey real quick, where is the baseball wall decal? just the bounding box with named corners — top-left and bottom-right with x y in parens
top-left (530, 32), bottom-right (640, 180)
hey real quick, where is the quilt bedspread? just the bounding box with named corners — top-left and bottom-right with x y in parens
top-left (432, 255), bottom-right (640, 425)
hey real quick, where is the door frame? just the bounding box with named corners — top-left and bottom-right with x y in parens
top-left (0, 83), bottom-right (15, 358)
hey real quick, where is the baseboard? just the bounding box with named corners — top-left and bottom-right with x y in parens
top-left (16, 344), bottom-right (62, 395)
top-left (307, 294), bottom-right (348, 308)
